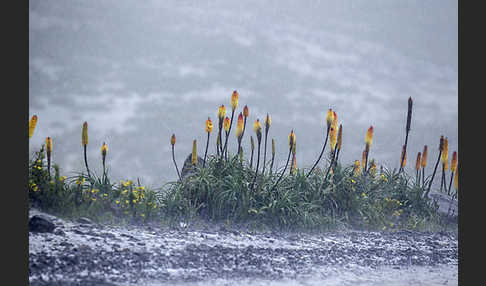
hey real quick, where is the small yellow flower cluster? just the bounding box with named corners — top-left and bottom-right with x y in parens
top-left (380, 174), bottom-right (388, 182)
top-left (29, 180), bottom-right (39, 192)
top-left (75, 178), bottom-right (86, 185)
top-left (59, 176), bottom-right (67, 182)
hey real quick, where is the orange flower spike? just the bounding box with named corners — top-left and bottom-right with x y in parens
top-left (400, 145), bottom-right (407, 168)
top-left (450, 151), bottom-right (457, 172)
top-left (230, 90), bottom-right (239, 111)
top-left (441, 137), bottom-right (449, 165)
top-left (192, 139), bottom-right (198, 165)
top-left (205, 117), bottom-right (213, 133)
top-left (82, 122), bottom-right (88, 146)
top-left (235, 113), bottom-right (244, 138)
top-left (170, 134), bottom-right (176, 146)
top-left (332, 111), bottom-right (338, 131)
top-left (329, 127), bottom-right (337, 152)
top-left (415, 152), bottom-right (422, 171)
top-left (46, 137), bottom-right (52, 157)
top-left (421, 145), bottom-right (428, 168)
top-left (243, 105), bottom-right (249, 118)
top-left (218, 104), bottom-right (226, 120)
top-left (337, 124), bottom-right (343, 151)
top-left (365, 126), bottom-right (374, 148)
top-left (29, 115), bottom-right (38, 138)
top-left (288, 130), bottom-right (296, 150)
top-left (223, 116), bottom-right (231, 132)
top-left (254, 119), bottom-right (262, 143)
top-left (326, 109), bottom-right (334, 130)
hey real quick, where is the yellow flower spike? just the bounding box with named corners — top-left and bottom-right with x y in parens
top-left (415, 152), bottom-right (421, 171)
top-left (171, 134), bottom-right (176, 146)
top-left (329, 127), bottom-right (337, 152)
top-left (230, 90), bottom-right (239, 111)
top-left (205, 117), bottom-right (213, 133)
top-left (365, 126), bottom-right (374, 148)
top-left (243, 105), bottom-right (249, 118)
top-left (337, 124), bottom-right (343, 151)
top-left (223, 116), bottom-right (231, 132)
top-left (265, 113), bottom-right (271, 130)
top-left (353, 160), bottom-right (361, 177)
top-left (450, 151), bottom-right (457, 172)
top-left (292, 140), bottom-right (296, 156)
top-left (288, 130), bottom-right (296, 150)
top-left (101, 142), bottom-right (108, 157)
top-left (46, 137), bottom-right (52, 157)
top-left (326, 109), bottom-right (334, 130)
top-left (254, 119), bottom-right (262, 143)
top-left (29, 115), bottom-right (38, 139)
top-left (444, 158), bottom-right (448, 171)
top-left (421, 145), bottom-right (428, 168)
top-left (235, 113), bottom-right (244, 138)
top-left (400, 145), bottom-right (407, 168)
top-left (441, 137), bottom-right (449, 165)
top-left (82, 122), bottom-right (88, 146)
top-left (218, 104), bottom-right (227, 120)
top-left (192, 139), bottom-right (198, 165)
top-left (331, 111), bottom-right (338, 131)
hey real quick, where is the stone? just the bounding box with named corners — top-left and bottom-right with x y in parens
top-left (29, 215), bottom-right (56, 233)
top-left (180, 153), bottom-right (205, 179)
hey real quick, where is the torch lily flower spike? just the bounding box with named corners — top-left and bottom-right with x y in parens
top-left (334, 124), bottom-right (343, 166)
top-left (307, 109), bottom-right (334, 178)
top-left (203, 117), bottom-right (213, 168)
top-left (46, 137), bottom-right (52, 177)
top-left (242, 105), bottom-right (249, 138)
top-left (421, 145), bottom-right (428, 187)
top-left (217, 105), bottom-right (226, 156)
top-left (171, 134), bottom-right (181, 181)
top-left (415, 152), bottom-right (421, 184)
top-left (29, 115), bottom-right (38, 139)
top-left (262, 113), bottom-right (271, 174)
top-left (235, 113), bottom-right (244, 161)
top-left (353, 160), bottom-right (361, 177)
top-left (223, 91), bottom-right (238, 159)
top-left (223, 116), bottom-right (231, 159)
top-left (364, 126), bottom-right (374, 173)
top-left (101, 142), bottom-right (108, 180)
top-left (447, 151), bottom-right (457, 195)
top-left (400, 145), bottom-right (407, 169)
top-left (82, 122), bottom-right (91, 177)
top-left (250, 119), bottom-right (263, 191)
top-left (440, 137), bottom-right (449, 193)
top-left (192, 139), bottom-right (198, 165)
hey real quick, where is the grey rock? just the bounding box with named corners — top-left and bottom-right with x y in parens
top-left (76, 217), bottom-right (94, 225)
top-left (29, 215), bottom-right (56, 233)
top-left (428, 191), bottom-right (458, 218)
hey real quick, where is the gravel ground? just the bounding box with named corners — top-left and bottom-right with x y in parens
top-left (29, 209), bottom-right (458, 286)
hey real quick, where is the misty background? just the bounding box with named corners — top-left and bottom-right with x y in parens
top-left (29, 0), bottom-right (458, 188)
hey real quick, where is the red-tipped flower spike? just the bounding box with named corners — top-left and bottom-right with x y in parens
top-left (171, 134), bottom-right (176, 146)
top-left (206, 117), bottom-right (213, 133)
top-left (218, 105), bottom-right (226, 120)
top-left (365, 126), bottom-right (374, 148)
top-left (450, 151), bottom-right (457, 172)
top-left (230, 90), bottom-right (239, 111)
top-left (223, 116), bottom-right (231, 132)
top-left (243, 105), bottom-right (249, 118)
top-left (265, 113), bottom-right (271, 130)
top-left (29, 115), bottom-right (38, 139)
top-left (331, 111), bottom-right (338, 131)
top-left (454, 165), bottom-right (459, 191)
top-left (421, 145), bottom-right (428, 168)
top-left (415, 152), bottom-right (422, 171)
top-left (235, 113), bottom-right (244, 138)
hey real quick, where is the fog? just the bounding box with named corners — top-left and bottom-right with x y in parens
top-left (29, 0), bottom-right (458, 188)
